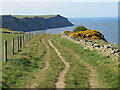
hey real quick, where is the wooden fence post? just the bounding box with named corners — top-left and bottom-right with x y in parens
top-left (20, 36), bottom-right (22, 48)
top-left (32, 33), bottom-right (34, 38)
top-left (28, 33), bottom-right (30, 41)
top-left (25, 34), bottom-right (27, 43)
top-left (31, 33), bottom-right (33, 38)
top-left (21, 36), bottom-right (23, 47)
top-left (23, 35), bottom-right (24, 46)
top-left (27, 33), bottom-right (29, 42)
top-left (30, 33), bottom-right (32, 39)
top-left (19, 36), bottom-right (21, 48)
top-left (18, 36), bottom-right (20, 52)
top-left (31, 33), bottom-right (32, 38)
top-left (24, 34), bottom-right (27, 43)
top-left (12, 38), bottom-right (14, 55)
top-left (4, 40), bottom-right (7, 62)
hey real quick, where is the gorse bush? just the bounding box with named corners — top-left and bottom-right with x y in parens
top-left (69, 29), bottom-right (104, 39)
top-left (73, 26), bottom-right (87, 32)
top-left (63, 26), bottom-right (105, 40)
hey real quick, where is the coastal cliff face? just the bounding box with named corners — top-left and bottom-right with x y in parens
top-left (1, 15), bottom-right (74, 32)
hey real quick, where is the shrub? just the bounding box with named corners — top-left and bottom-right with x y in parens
top-left (73, 26), bottom-right (87, 32)
top-left (64, 31), bottom-right (73, 33)
top-left (69, 29), bottom-right (103, 40)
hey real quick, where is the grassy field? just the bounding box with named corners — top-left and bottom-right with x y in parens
top-left (2, 34), bottom-right (118, 88)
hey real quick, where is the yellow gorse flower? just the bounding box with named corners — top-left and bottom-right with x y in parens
top-left (69, 29), bottom-right (103, 39)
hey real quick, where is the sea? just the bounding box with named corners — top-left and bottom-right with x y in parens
top-left (39, 17), bottom-right (118, 44)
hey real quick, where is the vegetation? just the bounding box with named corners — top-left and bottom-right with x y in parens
top-left (73, 26), bottom-right (87, 32)
top-left (64, 31), bottom-right (73, 33)
top-left (52, 34), bottom-right (118, 88)
top-left (2, 34), bottom-right (64, 88)
top-left (70, 29), bottom-right (104, 40)
top-left (2, 34), bottom-right (118, 88)
top-left (0, 28), bottom-right (24, 34)
top-left (13, 15), bottom-right (57, 19)
top-left (63, 26), bottom-right (105, 40)
top-left (1, 33), bottom-right (24, 59)
top-left (50, 38), bottom-right (89, 88)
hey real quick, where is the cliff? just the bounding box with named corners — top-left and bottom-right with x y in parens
top-left (0, 15), bottom-right (74, 32)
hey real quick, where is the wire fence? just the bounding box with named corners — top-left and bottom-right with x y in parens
top-left (3, 31), bottom-right (44, 62)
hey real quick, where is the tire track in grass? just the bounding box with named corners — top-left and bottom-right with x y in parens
top-left (53, 38), bottom-right (100, 88)
top-left (42, 36), bottom-right (50, 71)
top-left (26, 36), bottom-right (50, 88)
top-left (48, 39), bottom-right (70, 88)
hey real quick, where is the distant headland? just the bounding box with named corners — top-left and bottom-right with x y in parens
top-left (0, 15), bottom-right (74, 32)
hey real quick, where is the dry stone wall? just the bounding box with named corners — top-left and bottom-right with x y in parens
top-left (62, 32), bottom-right (119, 60)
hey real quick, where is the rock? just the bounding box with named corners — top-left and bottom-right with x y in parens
top-left (115, 49), bottom-right (120, 53)
top-left (110, 50), bottom-right (116, 54)
top-left (87, 40), bottom-right (92, 42)
top-left (85, 40), bottom-right (88, 42)
top-left (76, 38), bottom-right (80, 41)
top-left (93, 44), bottom-right (100, 48)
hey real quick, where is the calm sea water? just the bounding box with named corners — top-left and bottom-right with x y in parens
top-left (46, 17), bottom-right (118, 44)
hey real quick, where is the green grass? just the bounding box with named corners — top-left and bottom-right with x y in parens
top-left (50, 39), bottom-right (89, 88)
top-left (13, 15), bottom-right (57, 19)
top-left (0, 28), bottom-right (24, 34)
top-left (2, 34), bottom-right (118, 88)
top-left (1, 33), bottom-right (25, 59)
top-left (52, 34), bottom-right (118, 88)
top-left (2, 34), bottom-right (64, 88)
top-left (36, 35), bottom-right (64, 88)
top-left (2, 33), bottom-right (24, 42)
top-left (2, 35), bottom-right (46, 88)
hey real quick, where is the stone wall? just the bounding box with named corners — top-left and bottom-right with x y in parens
top-left (62, 32), bottom-right (119, 60)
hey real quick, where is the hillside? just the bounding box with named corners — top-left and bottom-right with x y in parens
top-left (0, 15), bottom-right (74, 32)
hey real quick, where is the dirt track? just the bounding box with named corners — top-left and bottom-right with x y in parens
top-left (48, 39), bottom-right (70, 88)
top-left (53, 39), bottom-right (100, 88)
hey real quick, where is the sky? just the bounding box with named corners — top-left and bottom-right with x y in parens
top-left (0, 1), bottom-right (118, 18)
top-left (0, 0), bottom-right (119, 2)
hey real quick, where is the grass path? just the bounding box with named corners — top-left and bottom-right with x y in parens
top-left (60, 36), bottom-right (106, 88)
top-left (26, 37), bottom-right (50, 88)
top-left (48, 39), bottom-right (70, 88)
top-left (52, 39), bottom-right (100, 88)
top-left (41, 37), bottom-right (50, 70)
top-left (52, 34), bottom-right (118, 88)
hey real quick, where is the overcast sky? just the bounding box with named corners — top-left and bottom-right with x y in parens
top-left (0, 1), bottom-right (118, 18)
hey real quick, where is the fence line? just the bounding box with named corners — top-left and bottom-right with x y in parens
top-left (3, 32), bottom-right (43, 62)
top-left (12, 38), bottom-right (14, 55)
top-left (4, 40), bottom-right (7, 62)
